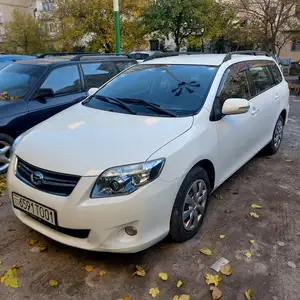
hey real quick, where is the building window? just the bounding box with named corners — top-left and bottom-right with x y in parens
top-left (291, 40), bottom-right (300, 52)
top-left (0, 8), bottom-right (4, 24)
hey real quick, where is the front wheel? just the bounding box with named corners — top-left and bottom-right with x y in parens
top-left (170, 166), bottom-right (210, 242)
top-left (262, 115), bottom-right (284, 156)
top-left (0, 133), bottom-right (14, 175)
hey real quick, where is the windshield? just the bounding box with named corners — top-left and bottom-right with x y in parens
top-left (0, 63), bottom-right (46, 100)
top-left (84, 64), bottom-right (217, 117)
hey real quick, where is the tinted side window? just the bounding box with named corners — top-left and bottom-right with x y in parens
top-left (41, 65), bottom-right (81, 96)
top-left (81, 62), bottom-right (118, 89)
top-left (268, 63), bottom-right (283, 85)
top-left (218, 63), bottom-right (250, 107)
top-left (248, 61), bottom-right (273, 95)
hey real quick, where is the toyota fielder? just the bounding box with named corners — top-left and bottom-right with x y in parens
top-left (7, 52), bottom-right (289, 253)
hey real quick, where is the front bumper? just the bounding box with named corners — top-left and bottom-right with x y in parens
top-left (7, 156), bottom-right (182, 253)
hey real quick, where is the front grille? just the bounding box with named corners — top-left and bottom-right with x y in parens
top-left (25, 212), bottom-right (90, 239)
top-left (16, 157), bottom-right (80, 196)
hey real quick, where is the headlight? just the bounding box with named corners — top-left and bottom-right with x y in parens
top-left (91, 158), bottom-right (165, 198)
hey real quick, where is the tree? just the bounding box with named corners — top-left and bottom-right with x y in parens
top-left (1, 9), bottom-right (50, 54)
top-left (142, 0), bottom-right (220, 51)
top-left (235, 0), bottom-right (300, 55)
top-left (50, 0), bottom-right (148, 53)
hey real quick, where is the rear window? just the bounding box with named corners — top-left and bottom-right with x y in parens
top-left (0, 63), bottom-right (46, 99)
top-left (84, 64), bottom-right (217, 117)
top-left (81, 62), bottom-right (118, 90)
top-left (129, 53), bottom-right (150, 60)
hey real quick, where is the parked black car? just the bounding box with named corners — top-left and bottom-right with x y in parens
top-left (0, 53), bottom-right (137, 174)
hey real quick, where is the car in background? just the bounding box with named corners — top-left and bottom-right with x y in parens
top-left (7, 51), bottom-right (289, 253)
top-left (0, 54), bottom-right (36, 70)
top-left (0, 53), bottom-right (137, 174)
top-left (129, 51), bottom-right (162, 63)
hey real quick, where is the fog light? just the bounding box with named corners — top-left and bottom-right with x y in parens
top-left (125, 226), bottom-right (137, 236)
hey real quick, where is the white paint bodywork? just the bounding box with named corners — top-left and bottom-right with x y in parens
top-left (7, 54), bottom-right (290, 253)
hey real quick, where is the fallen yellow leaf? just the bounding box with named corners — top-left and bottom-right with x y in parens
top-left (219, 235), bottom-right (226, 239)
top-left (28, 240), bottom-right (38, 246)
top-left (245, 288), bottom-right (251, 300)
top-left (117, 297), bottom-right (131, 300)
top-left (39, 245), bottom-right (48, 252)
top-left (249, 212), bottom-right (259, 218)
top-left (1, 268), bottom-right (18, 288)
top-left (245, 251), bottom-right (252, 258)
top-left (251, 204), bottom-right (262, 209)
top-left (249, 240), bottom-right (255, 244)
top-left (149, 287), bottom-right (159, 297)
top-left (0, 261), bottom-right (2, 264)
top-left (173, 295), bottom-right (190, 300)
top-left (99, 270), bottom-right (106, 276)
top-left (199, 248), bottom-right (213, 256)
top-left (211, 286), bottom-right (222, 299)
top-left (158, 272), bottom-right (168, 281)
top-left (177, 280), bottom-right (183, 288)
top-left (215, 195), bottom-right (223, 200)
top-left (205, 273), bottom-right (221, 286)
top-left (220, 264), bottom-right (232, 276)
top-left (49, 279), bottom-right (58, 288)
top-left (285, 159), bottom-right (293, 163)
top-left (85, 265), bottom-right (93, 272)
top-left (134, 265), bottom-right (145, 277)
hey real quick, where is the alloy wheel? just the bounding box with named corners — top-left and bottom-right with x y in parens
top-left (0, 141), bottom-right (12, 173)
top-left (182, 179), bottom-right (208, 231)
top-left (273, 119), bottom-right (283, 149)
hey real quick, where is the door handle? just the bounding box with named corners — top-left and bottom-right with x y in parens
top-left (251, 107), bottom-right (259, 115)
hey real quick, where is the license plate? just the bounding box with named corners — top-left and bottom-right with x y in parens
top-left (12, 193), bottom-right (57, 226)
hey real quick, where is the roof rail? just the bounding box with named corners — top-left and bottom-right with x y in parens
top-left (71, 53), bottom-right (129, 61)
top-left (37, 52), bottom-right (129, 60)
top-left (222, 50), bottom-right (270, 63)
top-left (143, 51), bottom-right (206, 62)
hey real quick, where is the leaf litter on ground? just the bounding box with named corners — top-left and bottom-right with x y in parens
top-left (205, 273), bottom-right (221, 286)
top-left (49, 279), bottom-right (58, 288)
top-left (210, 257), bottom-right (230, 272)
top-left (199, 248), bottom-right (213, 256)
top-left (1, 264), bottom-right (23, 288)
top-left (177, 280), bottom-right (183, 288)
top-left (249, 212), bottom-right (259, 218)
top-left (245, 288), bottom-right (251, 300)
top-left (158, 272), bottom-right (168, 280)
top-left (149, 287), bottom-right (159, 297)
top-left (211, 286), bottom-right (222, 299)
top-left (220, 264), bottom-right (232, 276)
top-left (173, 295), bottom-right (190, 300)
top-left (133, 265), bottom-right (145, 277)
top-left (251, 204), bottom-right (262, 209)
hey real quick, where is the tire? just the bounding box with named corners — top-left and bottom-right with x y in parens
top-left (0, 133), bottom-right (14, 175)
top-left (170, 166), bottom-right (211, 242)
top-left (261, 115), bottom-right (284, 156)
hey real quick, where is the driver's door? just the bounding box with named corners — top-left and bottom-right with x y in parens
top-left (27, 65), bottom-right (86, 128)
top-left (214, 62), bottom-right (259, 184)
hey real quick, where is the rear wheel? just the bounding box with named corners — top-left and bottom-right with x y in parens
top-left (262, 115), bottom-right (284, 156)
top-left (0, 134), bottom-right (14, 175)
top-left (170, 166), bottom-right (210, 242)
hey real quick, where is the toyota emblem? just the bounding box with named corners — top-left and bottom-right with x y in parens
top-left (30, 171), bottom-right (44, 186)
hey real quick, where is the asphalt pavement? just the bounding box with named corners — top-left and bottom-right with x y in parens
top-left (0, 98), bottom-right (300, 300)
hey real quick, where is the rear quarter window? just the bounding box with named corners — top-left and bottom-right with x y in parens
top-left (247, 61), bottom-right (274, 95)
top-left (268, 63), bottom-right (283, 85)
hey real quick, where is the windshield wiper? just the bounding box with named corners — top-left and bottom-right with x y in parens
top-left (93, 95), bottom-right (136, 115)
top-left (117, 97), bottom-right (178, 117)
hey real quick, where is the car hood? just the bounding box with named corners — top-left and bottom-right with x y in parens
top-left (16, 104), bottom-right (193, 176)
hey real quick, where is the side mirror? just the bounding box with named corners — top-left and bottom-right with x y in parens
top-left (88, 88), bottom-right (99, 97)
top-left (35, 88), bottom-right (54, 100)
top-left (222, 98), bottom-right (250, 115)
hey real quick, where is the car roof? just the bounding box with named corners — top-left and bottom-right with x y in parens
top-left (141, 54), bottom-right (276, 66)
top-left (15, 57), bottom-right (137, 66)
top-left (0, 54), bottom-right (36, 61)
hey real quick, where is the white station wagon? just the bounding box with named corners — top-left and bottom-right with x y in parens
top-left (8, 51), bottom-right (289, 253)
